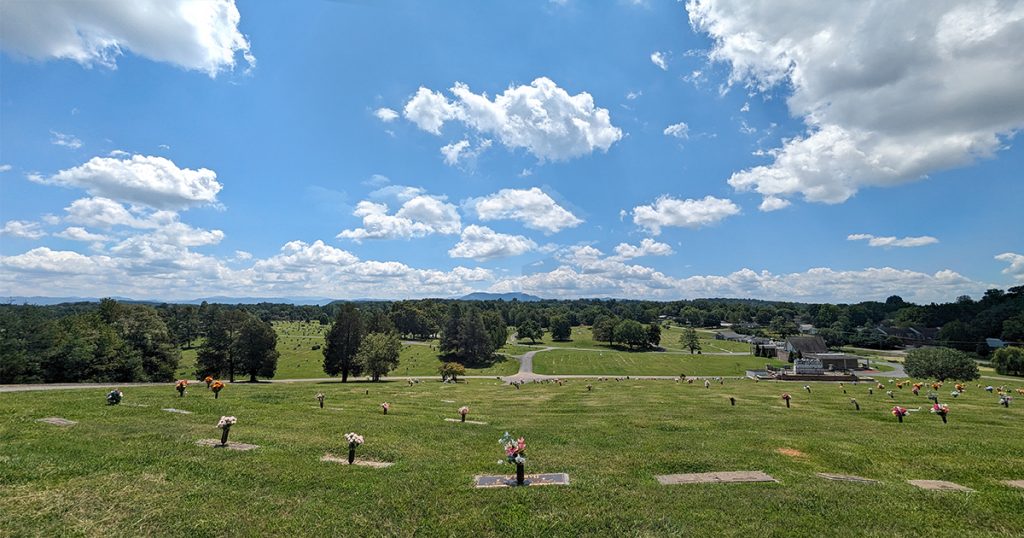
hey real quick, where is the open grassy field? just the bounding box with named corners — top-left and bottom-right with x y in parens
top-left (533, 349), bottom-right (787, 376)
top-left (516, 325), bottom-right (752, 354)
top-left (2, 379), bottom-right (1022, 536)
top-left (175, 322), bottom-right (518, 380)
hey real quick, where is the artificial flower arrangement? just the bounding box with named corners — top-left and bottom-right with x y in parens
top-left (106, 389), bottom-right (123, 405)
top-left (381, 402), bottom-right (390, 415)
top-left (985, 385), bottom-right (994, 393)
top-left (175, 379), bottom-right (188, 397)
top-left (891, 406), bottom-right (908, 423)
top-left (499, 432), bottom-right (527, 486)
top-left (931, 382), bottom-right (943, 391)
top-left (950, 390), bottom-right (961, 398)
top-left (586, 383), bottom-right (593, 391)
top-left (931, 403), bottom-right (950, 423)
top-left (850, 398), bottom-right (860, 411)
top-left (912, 383), bottom-right (923, 396)
top-left (886, 390), bottom-right (894, 398)
top-left (781, 393), bottom-right (792, 408)
top-left (315, 392), bottom-right (325, 408)
top-left (954, 383), bottom-right (965, 393)
top-left (1017, 388), bottom-right (1024, 396)
top-left (458, 406), bottom-right (470, 422)
top-left (217, 416), bottom-right (237, 446)
top-left (803, 385), bottom-right (811, 393)
top-left (204, 375), bottom-right (214, 388)
top-left (211, 380), bottom-right (225, 399)
top-left (999, 394), bottom-right (1013, 408)
top-left (344, 432), bottom-right (364, 464)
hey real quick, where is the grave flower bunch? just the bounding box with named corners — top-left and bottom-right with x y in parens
top-left (999, 395), bottom-right (1012, 407)
top-left (950, 390), bottom-right (961, 398)
top-left (781, 393), bottom-right (792, 408)
top-left (211, 380), bottom-right (224, 398)
top-left (175, 380), bottom-right (188, 396)
top-left (931, 403), bottom-right (949, 418)
top-left (106, 389), bottom-right (123, 405)
top-left (891, 406), bottom-right (908, 422)
top-left (217, 416), bottom-right (237, 429)
top-left (315, 392), bottom-right (325, 408)
top-left (380, 402), bottom-right (390, 414)
top-left (204, 375), bottom-right (214, 388)
top-left (345, 432), bottom-right (363, 463)
top-left (499, 432), bottom-right (526, 465)
top-left (458, 406), bottom-right (470, 422)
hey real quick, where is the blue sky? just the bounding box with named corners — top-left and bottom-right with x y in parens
top-left (1, 0), bottom-right (1022, 302)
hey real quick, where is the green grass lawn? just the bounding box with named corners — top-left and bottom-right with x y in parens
top-left (533, 349), bottom-right (787, 376)
top-left (516, 325), bottom-right (753, 354)
top-left (176, 321), bottom-right (518, 380)
top-left (2, 379), bottom-right (1022, 536)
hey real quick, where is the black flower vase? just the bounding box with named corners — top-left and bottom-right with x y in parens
top-left (729, 397), bottom-right (735, 406)
top-left (785, 399), bottom-right (790, 408)
top-left (348, 443), bottom-right (356, 464)
top-left (897, 415), bottom-right (903, 423)
top-left (461, 414), bottom-right (466, 423)
top-left (178, 388), bottom-right (184, 397)
top-left (854, 402), bottom-right (860, 411)
top-left (940, 413), bottom-right (947, 424)
top-left (214, 391), bottom-right (219, 399)
top-left (220, 425), bottom-right (231, 446)
top-left (319, 400), bottom-right (324, 409)
top-left (516, 462), bottom-right (525, 486)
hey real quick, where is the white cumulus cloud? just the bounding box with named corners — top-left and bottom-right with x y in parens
top-left (374, 107), bottom-right (399, 122)
top-left (469, 187), bottom-right (582, 234)
top-left (632, 195), bottom-right (740, 234)
top-left (650, 51), bottom-right (668, 70)
top-left (687, 0), bottom-right (1024, 208)
top-left (33, 154), bottom-right (223, 210)
top-left (847, 234), bottom-right (939, 248)
top-left (50, 131), bottom-right (82, 149)
top-left (995, 252), bottom-right (1024, 281)
top-left (0, 220), bottom-right (47, 240)
top-left (403, 77), bottom-right (622, 161)
top-left (448, 225), bottom-right (537, 261)
top-left (55, 227), bottom-right (110, 243)
top-left (0, 0), bottom-right (254, 77)
top-left (664, 122), bottom-right (689, 139)
top-left (337, 194), bottom-right (461, 242)
top-left (612, 238), bottom-right (674, 260)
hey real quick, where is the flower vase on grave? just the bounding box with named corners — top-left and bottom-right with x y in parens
top-left (730, 397), bottom-right (736, 406)
top-left (516, 462), bottom-right (525, 486)
top-left (220, 425), bottom-right (231, 446)
top-left (348, 443), bottom-right (356, 464)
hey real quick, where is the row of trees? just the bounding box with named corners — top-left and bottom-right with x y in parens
top-left (322, 304), bottom-right (402, 382)
top-left (0, 299), bottom-right (180, 384)
top-left (194, 308), bottom-right (280, 382)
top-left (591, 316), bottom-right (661, 350)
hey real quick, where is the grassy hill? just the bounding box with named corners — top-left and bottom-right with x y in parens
top-left (2, 379), bottom-right (1022, 535)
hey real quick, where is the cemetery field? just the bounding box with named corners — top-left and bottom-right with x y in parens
top-left (1, 380), bottom-right (1022, 536)
top-left (516, 325), bottom-right (751, 354)
top-left (533, 349), bottom-right (786, 376)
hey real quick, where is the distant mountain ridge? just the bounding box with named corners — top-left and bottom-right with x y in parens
top-left (458, 292), bottom-right (543, 302)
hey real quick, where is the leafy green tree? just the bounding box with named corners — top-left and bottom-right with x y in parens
top-left (770, 316), bottom-right (798, 339)
top-left (482, 310), bottom-right (508, 350)
top-left (112, 304), bottom-right (180, 381)
top-left (323, 304), bottom-right (364, 382)
top-left (1001, 315), bottom-right (1024, 342)
top-left (438, 361), bottom-right (466, 382)
top-left (517, 319), bottom-right (544, 344)
top-left (904, 347), bottom-right (980, 381)
top-left (234, 317), bottom-right (280, 382)
top-left (45, 313), bottom-right (142, 382)
top-left (196, 309), bottom-right (249, 382)
top-left (439, 303), bottom-right (464, 356)
top-left (357, 332), bottom-right (402, 381)
top-left (613, 320), bottom-right (648, 350)
top-left (680, 327), bottom-right (701, 354)
top-left (458, 307), bottom-right (494, 362)
top-left (990, 346), bottom-right (1024, 376)
top-left (591, 315), bottom-right (618, 344)
top-left (550, 316), bottom-right (572, 341)
top-left (646, 323), bottom-right (661, 348)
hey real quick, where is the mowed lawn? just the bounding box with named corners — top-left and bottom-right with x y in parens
top-left (176, 321), bottom-right (518, 380)
top-left (2, 380), bottom-right (1023, 536)
top-left (517, 325), bottom-right (753, 354)
top-left (533, 349), bottom-right (786, 376)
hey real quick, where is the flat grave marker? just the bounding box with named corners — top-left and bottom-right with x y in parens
top-left (320, 454), bottom-right (394, 468)
top-left (1001, 480), bottom-right (1024, 489)
top-left (817, 473), bottom-right (878, 484)
top-left (444, 418), bottom-right (488, 425)
top-left (474, 472), bottom-right (569, 488)
top-left (907, 480), bottom-right (974, 492)
top-left (162, 408), bottom-right (192, 414)
top-left (195, 439), bottom-right (259, 451)
top-left (656, 471), bottom-right (777, 485)
top-left (36, 417), bottom-right (76, 427)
